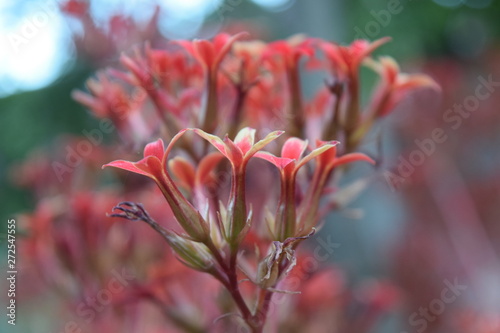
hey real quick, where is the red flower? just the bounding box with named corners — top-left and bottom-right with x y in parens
top-left (177, 32), bottom-right (247, 73)
top-left (72, 71), bottom-right (145, 128)
top-left (193, 127), bottom-right (284, 169)
top-left (265, 35), bottom-right (315, 137)
top-left (298, 141), bottom-right (375, 233)
top-left (366, 56), bottom-right (439, 117)
top-left (265, 34), bottom-right (315, 71)
top-left (256, 137), bottom-right (337, 177)
top-left (314, 140), bottom-right (375, 173)
top-left (60, 0), bottom-right (88, 17)
top-left (177, 33), bottom-right (247, 133)
top-left (255, 138), bottom-right (337, 239)
top-left (316, 37), bottom-right (391, 80)
top-left (103, 130), bottom-right (209, 241)
top-left (312, 38), bottom-right (391, 148)
top-left (103, 133), bottom-right (180, 180)
top-left (193, 127), bottom-right (283, 244)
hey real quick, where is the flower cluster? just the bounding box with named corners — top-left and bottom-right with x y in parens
top-left (66, 31), bottom-right (437, 332)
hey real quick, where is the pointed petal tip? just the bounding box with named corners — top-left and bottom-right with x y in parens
top-left (328, 140), bottom-right (341, 147)
top-left (316, 139), bottom-right (340, 148)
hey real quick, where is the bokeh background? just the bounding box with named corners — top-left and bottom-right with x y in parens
top-left (1, 0), bottom-right (500, 332)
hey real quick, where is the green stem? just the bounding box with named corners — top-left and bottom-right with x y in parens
top-left (323, 82), bottom-right (344, 140)
top-left (227, 165), bottom-right (247, 245)
top-left (287, 66), bottom-right (304, 138)
top-left (345, 75), bottom-right (360, 153)
top-left (201, 71), bottom-right (218, 133)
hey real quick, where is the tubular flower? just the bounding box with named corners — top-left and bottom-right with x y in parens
top-left (177, 32), bottom-right (247, 73)
top-left (168, 152), bottom-right (226, 229)
top-left (178, 33), bottom-right (247, 133)
top-left (72, 71), bottom-right (146, 128)
top-left (103, 130), bottom-right (209, 242)
top-left (59, 30), bottom-right (442, 332)
top-left (265, 35), bottom-right (315, 137)
top-left (193, 127), bottom-right (284, 245)
top-left (315, 37), bottom-right (391, 149)
top-left (193, 127), bottom-right (284, 169)
top-left (298, 140), bottom-right (375, 233)
top-left (348, 56), bottom-right (439, 146)
top-left (316, 37), bottom-right (391, 80)
top-left (256, 138), bottom-right (337, 239)
top-left (366, 56), bottom-right (440, 117)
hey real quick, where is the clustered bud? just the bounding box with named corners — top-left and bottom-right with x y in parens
top-left (71, 33), bottom-right (438, 332)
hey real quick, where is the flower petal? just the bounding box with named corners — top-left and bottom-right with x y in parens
top-left (192, 128), bottom-right (228, 158)
top-left (396, 74), bottom-right (440, 92)
top-left (144, 138), bottom-right (165, 159)
top-left (196, 152), bottom-right (224, 186)
top-left (234, 127), bottom-right (256, 155)
top-left (331, 152), bottom-right (375, 168)
top-left (168, 156), bottom-right (196, 190)
top-left (246, 130), bottom-right (285, 158)
top-left (315, 139), bottom-right (338, 168)
top-left (281, 137), bottom-right (307, 160)
top-left (353, 37), bottom-right (391, 68)
top-left (162, 129), bottom-right (189, 165)
top-left (223, 135), bottom-right (244, 166)
top-left (213, 32), bottom-right (247, 69)
top-left (138, 155), bottom-right (164, 178)
top-left (255, 152), bottom-right (295, 170)
top-left (102, 160), bottom-right (151, 177)
top-left (193, 39), bottom-right (216, 68)
top-left (295, 141), bottom-right (339, 171)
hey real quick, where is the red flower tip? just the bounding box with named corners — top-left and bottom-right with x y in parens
top-left (143, 138), bottom-right (165, 160)
top-left (176, 32), bottom-right (247, 72)
top-left (103, 130), bottom-right (188, 179)
top-left (254, 152), bottom-right (295, 170)
top-left (281, 137), bottom-right (307, 160)
top-left (256, 137), bottom-right (338, 173)
top-left (193, 127), bottom-right (284, 168)
top-left (314, 139), bottom-right (374, 170)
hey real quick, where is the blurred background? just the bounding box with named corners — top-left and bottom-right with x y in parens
top-left (1, 0), bottom-right (500, 332)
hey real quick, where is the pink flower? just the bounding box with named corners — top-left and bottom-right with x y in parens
top-left (103, 130), bottom-right (209, 241)
top-left (298, 140), bottom-right (375, 232)
top-left (265, 35), bottom-right (315, 71)
top-left (177, 33), bottom-right (247, 133)
top-left (193, 127), bottom-right (284, 244)
top-left (314, 139), bottom-right (375, 173)
top-left (255, 138), bottom-right (337, 239)
top-left (177, 32), bottom-right (247, 73)
top-left (193, 127), bottom-right (284, 169)
top-left (311, 38), bottom-right (391, 149)
top-left (316, 37), bottom-right (391, 80)
top-left (256, 137), bottom-right (337, 175)
top-left (265, 35), bottom-right (315, 137)
top-left (366, 56), bottom-right (439, 117)
top-left (72, 71), bottom-right (145, 127)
